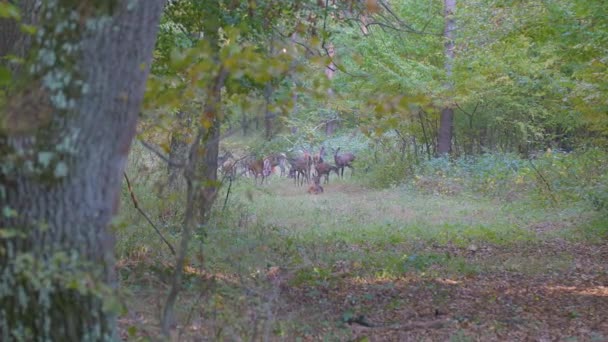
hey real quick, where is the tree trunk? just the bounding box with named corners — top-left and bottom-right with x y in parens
top-left (241, 112), bottom-right (250, 135)
top-left (325, 119), bottom-right (338, 136)
top-left (168, 110), bottom-right (190, 191)
top-left (437, 0), bottom-right (456, 155)
top-left (438, 107), bottom-right (454, 155)
top-left (264, 80), bottom-right (274, 140)
top-left (0, 2), bottom-right (164, 340)
top-left (264, 34), bottom-right (275, 140)
top-left (197, 67), bottom-right (228, 221)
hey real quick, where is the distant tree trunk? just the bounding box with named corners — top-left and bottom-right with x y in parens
top-left (290, 87), bottom-right (299, 135)
top-left (0, 2), bottom-right (164, 340)
top-left (418, 110), bottom-right (432, 160)
top-left (161, 9), bottom-right (227, 334)
top-left (168, 110), bottom-right (190, 191)
top-left (325, 119), bottom-right (339, 136)
top-left (264, 80), bottom-right (274, 140)
top-left (264, 34), bottom-right (276, 140)
top-left (241, 112), bottom-right (250, 135)
top-left (437, 0), bottom-right (456, 155)
top-left (325, 42), bottom-right (336, 97)
top-left (198, 68), bottom-right (227, 220)
top-left (289, 33), bottom-right (300, 136)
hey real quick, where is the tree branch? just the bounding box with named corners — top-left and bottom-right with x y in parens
top-left (455, 102), bottom-right (479, 118)
top-left (123, 172), bottom-right (176, 256)
top-left (138, 139), bottom-right (185, 168)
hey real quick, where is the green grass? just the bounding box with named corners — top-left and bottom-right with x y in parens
top-left (115, 154), bottom-right (605, 340)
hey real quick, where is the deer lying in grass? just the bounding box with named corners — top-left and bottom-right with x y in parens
top-left (307, 175), bottom-right (324, 194)
top-left (333, 147), bottom-right (355, 178)
top-left (315, 162), bottom-right (339, 184)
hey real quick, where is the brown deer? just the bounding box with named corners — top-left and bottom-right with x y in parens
top-left (265, 153), bottom-right (288, 177)
top-left (288, 156), bottom-right (311, 186)
top-left (221, 159), bottom-right (237, 180)
top-left (302, 149), bottom-right (313, 178)
top-left (307, 175), bottom-right (324, 194)
top-left (218, 151), bottom-right (236, 180)
top-left (315, 162), bottom-right (339, 184)
top-left (313, 146), bottom-right (325, 166)
top-left (333, 147), bottom-right (355, 178)
top-left (247, 158), bottom-right (269, 185)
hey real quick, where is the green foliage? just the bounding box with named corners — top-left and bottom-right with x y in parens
top-left (408, 149), bottom-right (608, 211)
top-left (0, 249), bottom-right (118, 341)
top-left (356, 148), bottom-right (411, 189)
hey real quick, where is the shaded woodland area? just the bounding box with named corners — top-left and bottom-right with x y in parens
top-left (0, 0), bottom-right (607, 341)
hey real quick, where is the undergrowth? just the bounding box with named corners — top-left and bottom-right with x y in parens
top-left (113, 141), bottom-right (607, 339)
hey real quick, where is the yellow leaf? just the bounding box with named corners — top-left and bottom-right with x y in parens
top-left (366, 0), bottom-right (380, 13)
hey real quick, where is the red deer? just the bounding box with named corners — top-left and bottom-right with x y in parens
top-left (333, 147), bottom-right (355, 178)
top-left (248, 159), bottom-right (269, 185)
top-left (307, 175), bottom-right (324, 194)
top-left (288, 156), bottom-right (311, 186)
top-left (313, 146), bottom-right (325, 166)
top-left (315, 162), bottom-right (339, 184)
top-left (302, 149), bottom-right (313, 178)
top-left (265, 153), bottom-right (288, 177)
top-left (219, 151), bottom-right (237, 180)
top-left (221, 159), bottom-right (237, 180)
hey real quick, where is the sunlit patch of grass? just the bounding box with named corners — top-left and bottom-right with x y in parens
top-left (231, 178), bottom-right (538, 247)
top-left (202, 178), bottom-right (558, 283)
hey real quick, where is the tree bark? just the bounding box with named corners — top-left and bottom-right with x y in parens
top-left (0, 2), bottom-right (165, 340)
top-left (168, 110), bottom-right (190, 191)
top-left (264, 34), bottom-right (276, 140)
top-left (198, 68), bottom-right (228, 220)
top-left (264, 80), bottom-right (275, 140)
top-left (437, 0), bottom-right (456, 155)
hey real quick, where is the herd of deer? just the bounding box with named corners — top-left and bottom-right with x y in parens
top-left (219, 146), bottom-right (356, 195)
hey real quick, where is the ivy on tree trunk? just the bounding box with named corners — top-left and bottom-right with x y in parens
top-left (0, 1), bottom-right (165, 340)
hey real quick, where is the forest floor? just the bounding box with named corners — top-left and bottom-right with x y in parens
top-left (117, 177), bottom-right (608, 341)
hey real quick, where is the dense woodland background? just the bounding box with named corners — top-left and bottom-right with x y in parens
top-left (0, 0), bottom-right (607, 340)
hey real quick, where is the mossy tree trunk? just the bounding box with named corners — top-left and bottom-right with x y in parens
top-left (0, 1), bottom-right (165, 340)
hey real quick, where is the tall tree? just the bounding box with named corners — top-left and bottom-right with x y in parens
top-left (0, 1), bottom-right (165, 339)
top-left (437, 0), bottom-right (456, 155)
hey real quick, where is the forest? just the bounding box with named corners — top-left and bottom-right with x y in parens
top-left (0, 0), bottom-right (607, 340)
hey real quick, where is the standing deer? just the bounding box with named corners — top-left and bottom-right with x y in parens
top-left (313, 146), bottom-right (325, 166)
top-left (333, 147), bottom-right (355, 178)
top-left (248, 158), bottom-right (270, 185)
top-left (288, 156), bottom-right (311, 186)
top-left (307, 175), bottom-right (324, 194)
top-left (315, 162), bottom-right (339, 184)
top-left (218, 151), bottom-right (236, 180)
top-left (266, 153), bottom-right (288, 177)
top-left (302, 149), bottom-right (313, 179)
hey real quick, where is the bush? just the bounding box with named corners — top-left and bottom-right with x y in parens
top-left (408, 149), bottom-right (608, 209)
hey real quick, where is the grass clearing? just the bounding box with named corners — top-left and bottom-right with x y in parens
top-left (116, 173), bottom-right (608, 340)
